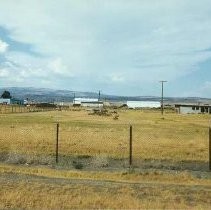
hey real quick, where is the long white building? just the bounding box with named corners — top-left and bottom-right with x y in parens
top-left (73, 98), bottom-right (103, 108)
top-left (127, 101), bottom-right (161, 109)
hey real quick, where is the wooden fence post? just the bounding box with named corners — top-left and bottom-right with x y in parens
top-left (209, 127), bottom-right (211, 171)
top-left (56, 123), bottom-right (59, 163)
top-left (129, 125), bottom-right (133, 167)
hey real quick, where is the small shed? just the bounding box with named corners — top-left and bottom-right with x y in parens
top-left (175, 104), bottom-right (211, 114)
top-left (0, 98), bottom-right (24, 105)
top-left (0, 98), bottom-right (11, 104)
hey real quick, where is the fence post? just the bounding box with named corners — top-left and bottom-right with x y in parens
top-left (209, 127), bottom-right (211, 171)
top-left (129, 125), bottom-right (133, 167)
top-left (56, 123), bottom-right (59, 163)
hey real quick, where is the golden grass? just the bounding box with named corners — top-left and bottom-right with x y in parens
top-left (0, 181), bottom-right (187, 209)
top-left (0, 163), bottom-right (210, 186)
top-left (0, 163), bottom-right (210, 209)
top-left (1, 180), bottom-right (210, 209)
top-left (0, 109), bottom-right (211, 209)
top-left (0, 109), bottom-right (209, 161)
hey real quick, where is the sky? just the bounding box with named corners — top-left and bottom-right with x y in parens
top-left (0, 0), bottom-right (211, 97)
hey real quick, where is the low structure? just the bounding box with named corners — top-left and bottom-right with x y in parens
top-left (54, 102), bottom-right (73, 106)
top-left (0, 98), bottom-right (24, 105)
top-left (73, 98), bottom-right (103, 108)
top-left (175, 104), bottom-right (211, 114)
top-left (81, 101), bottom-right (103, 107)
top-left (127, 101), bottom-right (160, 109)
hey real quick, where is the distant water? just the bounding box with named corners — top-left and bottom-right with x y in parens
top-left (127, 101), bottom-right (161, 108)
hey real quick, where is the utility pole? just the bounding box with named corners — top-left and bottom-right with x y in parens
top-left (98, 90), bottom-right (101, 101)
top-left (159, 81), bottom-right (167, 115)
top-left (73, 92), bottom-right (75, 103)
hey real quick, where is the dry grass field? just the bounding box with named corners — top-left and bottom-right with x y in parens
top-left (0, 108), bottom-right (210, 209)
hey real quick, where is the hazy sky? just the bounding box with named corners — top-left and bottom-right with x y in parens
top-left (0, 0), bottom-right (211, 97)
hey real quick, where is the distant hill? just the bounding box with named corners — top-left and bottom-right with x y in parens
top-left (0, 87), bottom-right (211, 104)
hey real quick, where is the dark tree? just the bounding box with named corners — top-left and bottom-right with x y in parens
top-left (1, 91), bottom-right (12, 99)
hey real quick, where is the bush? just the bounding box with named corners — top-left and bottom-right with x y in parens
top-left (72, 161), bottom-right (84, 169)
top-left (35, 103), bottom-right (57, 108)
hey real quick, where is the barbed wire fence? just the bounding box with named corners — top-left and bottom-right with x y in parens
top-left (0, 121), bottom-right (210, 171)
top-left (0, 104), bottom-right (58, 114)
top-left (132, 124), bottom-right (209, 171)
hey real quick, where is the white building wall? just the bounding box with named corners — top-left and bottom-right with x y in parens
top-left (81, 103), bottom-right (103, 108)
top-left (179, 106), bottom-right (201, 114)
top-left (74, 98), bottom-right (98, 103)
top-left (127, 101), bottom-right (160, 109)
top-left (0, 99), bottom-right (11, 104)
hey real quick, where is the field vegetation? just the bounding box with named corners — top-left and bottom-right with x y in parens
top-left (0, 108), bottom-right (209, 162)
top-left (0, 107), bottom-right (210, 209)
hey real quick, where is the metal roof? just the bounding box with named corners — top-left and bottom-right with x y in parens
top-left (175, 103), bottom-right (211, 107)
